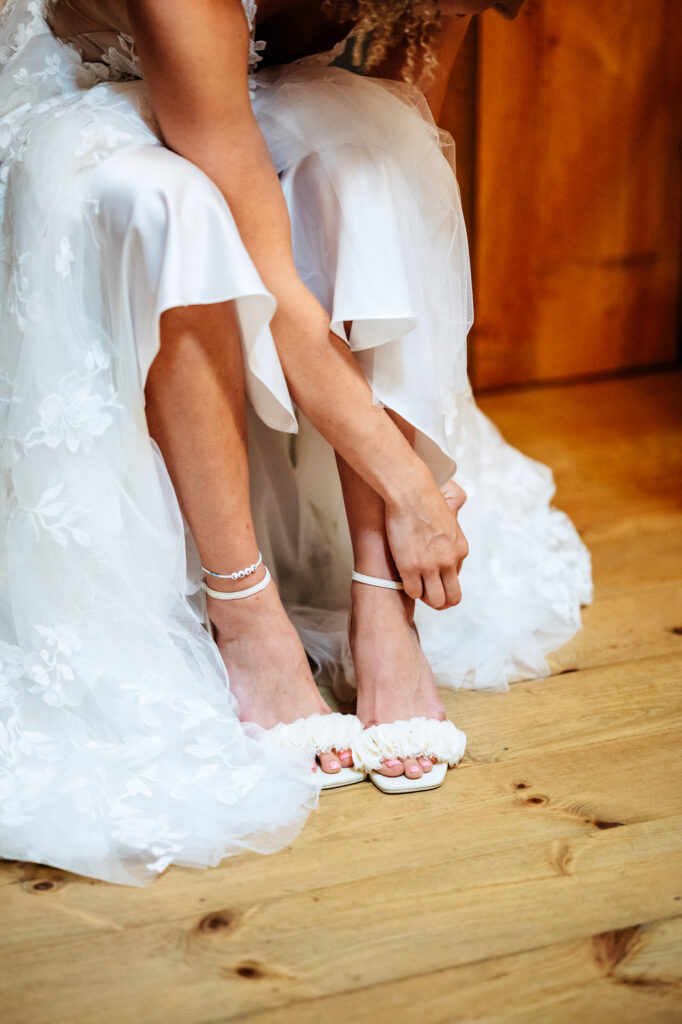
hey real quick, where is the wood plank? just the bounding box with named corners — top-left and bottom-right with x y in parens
top-left (1, 813), bottom-right (679, 1023)
top-left (1, 723), bottom-right (681, 1022)
top-left (577, 512), bottom-right (682, 597)
top-left (451, 652), bottom-right (682, 764)
top-left (477, 372), bottom-right (682, 541)
top-left (239, 918), bottom-right (682, 1024)
top-left (471, 0), bottom-right (682, 386)
top-left (545, 583), bottom-right (682, 674)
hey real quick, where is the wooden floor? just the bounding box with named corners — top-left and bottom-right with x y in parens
top-left (2, 370), bottom-right (681, 1024)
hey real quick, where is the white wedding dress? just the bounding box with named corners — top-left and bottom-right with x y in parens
top-left (0, 0), bottom-right (592, 885)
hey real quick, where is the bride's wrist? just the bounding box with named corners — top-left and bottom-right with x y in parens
top-left (381, 455), bottom-right (434, 512)
top-left (271, 288), bottom-right (331, 352)
top-left (271, 277), bottom-right (324, 320)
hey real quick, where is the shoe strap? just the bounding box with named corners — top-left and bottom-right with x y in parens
top-left (204, 566), bottom-right (271, 600)
top-left (351, 570), bottom-right (404, 591)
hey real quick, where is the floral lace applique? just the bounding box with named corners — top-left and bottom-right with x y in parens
top-left (100, 32), bottom-right (141, 79)
top-left (241, 0), bottom-right (264, 73)
top-left (20, 346), bottom-right (119, 456)
top-left (76, 31), bottom-right (142, 84)
top-left (69, 92), bottom-right (135, 166)
top-left (54, 235), bottom-right (75, 277)
top-left (23, 480), bottom-right (93, 548)
top-left (0, 623), bottom-right (82, 710)
top-left (6, 252), bottom-right (41, 330)
top-left (0, 0), bottom-right (44, 65)
top-left (24, 623), bottom-right (83, 707)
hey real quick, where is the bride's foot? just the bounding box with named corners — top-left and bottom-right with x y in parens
top-left (207, 571), bottom-right (350, 775)
top-left (351, 579), bottom-right (445, 780)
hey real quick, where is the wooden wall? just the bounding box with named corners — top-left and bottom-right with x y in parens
top-left (443, 0), bottom-right (682, 389)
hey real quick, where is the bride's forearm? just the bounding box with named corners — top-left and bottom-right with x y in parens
top-left (271, 286), bottom-right (432, 507)
top-left (273, 290), bottom-right (468, 607)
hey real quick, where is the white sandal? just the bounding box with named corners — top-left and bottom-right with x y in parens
top-left (349, 570), bottom-right (467, 793)
top-left (262, 712), bottom-right (367, 789)
top-left (203, 557), bottom-right (367, 790)
top-left (351, 717), bottom-right (466, 793)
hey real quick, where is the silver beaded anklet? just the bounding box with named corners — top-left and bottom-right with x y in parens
top-left (201, 551), bottom-right (263, 581)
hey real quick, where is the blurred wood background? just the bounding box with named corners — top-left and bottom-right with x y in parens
top-left (443, 0), bottom-right (682, 389)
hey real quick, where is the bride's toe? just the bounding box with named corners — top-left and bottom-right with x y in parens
top-left (402, 757), bottom-right (423, 779)
top-left (375, 758), bottom-right (404, 777)
top-left (338, 748), bottom-right (354, 767)
top-left (318, 751), bottom-right (342, 774)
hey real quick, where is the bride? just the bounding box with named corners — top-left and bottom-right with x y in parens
top-left (0, 0), bottom-right (591, 884)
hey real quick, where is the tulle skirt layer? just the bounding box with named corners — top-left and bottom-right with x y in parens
top-left (0, 11), bottom-right (322, 886)
top-left (0, 1), bottom-right (591, 885)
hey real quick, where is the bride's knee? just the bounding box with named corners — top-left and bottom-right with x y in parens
top-left (93, 144), bottom-right (228, 242)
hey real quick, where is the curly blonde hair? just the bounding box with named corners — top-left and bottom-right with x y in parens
top-left (322, 0), bottom-right (442, 84)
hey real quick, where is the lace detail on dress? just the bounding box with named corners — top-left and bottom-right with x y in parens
top-left (241, 0), bottom-right (266, 77)
top-left (82, 5), bottom-right (265, 85)
top-left (0, 0), bottom-right (319, 886)
top-left (37, 0), bottom-right (263, 86)
top-left (291, 33), bottom-right (351, 69)
top-left (83, 31), bottom-right (142, 82)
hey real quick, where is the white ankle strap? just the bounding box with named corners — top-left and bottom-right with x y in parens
top-left (351, 570), bottom-right (404, 591)
top-left (204, 567), bottom-right (271, 600)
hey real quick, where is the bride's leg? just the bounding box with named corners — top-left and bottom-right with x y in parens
top-left (145, 301), bottom-right (344, 774)
top-left (336, 443), bottom-right (446, 781)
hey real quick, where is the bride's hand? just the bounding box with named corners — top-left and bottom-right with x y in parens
top-left (385, 478), bottom-right (468, 609)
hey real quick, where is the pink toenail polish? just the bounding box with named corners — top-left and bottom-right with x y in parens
top-left (328, 761), bottom-right (340, 770)
top-left (408, 765), bottom-right (420, 773)
top-left (384, 759), bottom-right (401, 767)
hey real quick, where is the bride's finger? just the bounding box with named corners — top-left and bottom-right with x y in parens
top-left (441, 480), bottom-right (467, 514)
top-left (457, 533), bottom-right (469, 574)
top-left (441, 566), bottom-right (462, 607)
top-left (423, 572), bottom-right (446, 609)
top-left (401, 570), bottom-right (423, 601)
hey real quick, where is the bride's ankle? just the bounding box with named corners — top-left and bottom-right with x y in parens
top-left (207, 577), bottom-right (288, 642)
top-left (350, 580), bottom-right (416, 631)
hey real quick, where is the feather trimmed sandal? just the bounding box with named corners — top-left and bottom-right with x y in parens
top-left (262, 712), bottom-right (367, 789)
top-left (349, 570), bottom-right (467, 793)
top-left (351, 717), bottom-right (466, 793)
